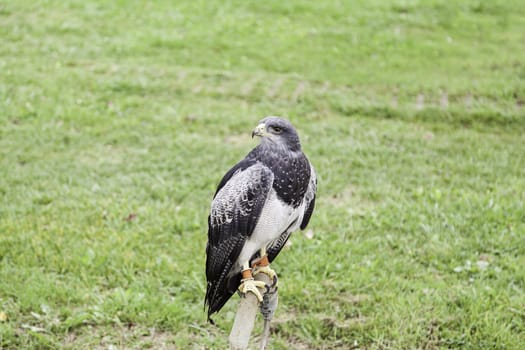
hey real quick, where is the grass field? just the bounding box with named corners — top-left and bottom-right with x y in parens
top-left (1, 0), bottom-right (525, 349)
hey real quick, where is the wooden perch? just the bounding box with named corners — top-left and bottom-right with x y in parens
top-left (229, 273), bottom-right (278, 350)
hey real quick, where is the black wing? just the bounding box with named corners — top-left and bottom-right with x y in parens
top-left (300, 164), bottom-right (317, 229)
top-left (205, 162), bottom-right (273, 319)
top-left (267, 220), bottom-right (297, 263)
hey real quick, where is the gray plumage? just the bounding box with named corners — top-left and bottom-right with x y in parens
top-left (205, 117), bottom-right (317, 321)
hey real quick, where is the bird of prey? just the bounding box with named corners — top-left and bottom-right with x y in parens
top-left (205, 116), bottom-right (317, 322)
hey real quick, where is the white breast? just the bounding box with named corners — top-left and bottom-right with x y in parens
top-left (236, 188), bottom-right (305, 267)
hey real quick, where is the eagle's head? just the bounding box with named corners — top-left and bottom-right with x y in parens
top-left (252, 116), bottom-right (302, 152)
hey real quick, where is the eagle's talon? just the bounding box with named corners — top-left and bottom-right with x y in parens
top-left (271, 274), bottom-right (278, 288)
top-left (264, 278), bottom-right (278, 294)
top-left (253, 265), bottom-right (278, 288)
top-left (238, 277), bottom-right (266, 302)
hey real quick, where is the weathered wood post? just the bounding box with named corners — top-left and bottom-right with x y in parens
top-left (229, 273), bottom-right (277, 350)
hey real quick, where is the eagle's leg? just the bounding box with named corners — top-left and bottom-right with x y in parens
top-left (238, 262), bottom-right (266, 302)
top-left (252, 247), bottom-right (278, 287)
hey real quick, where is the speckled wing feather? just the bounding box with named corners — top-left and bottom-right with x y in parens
top-left (205, 161), bottom-right (274, 318)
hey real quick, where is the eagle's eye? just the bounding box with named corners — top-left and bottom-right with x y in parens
top-left (271, 126), bottom-right (283, 134)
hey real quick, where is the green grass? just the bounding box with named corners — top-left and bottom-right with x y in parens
top-left (1, 0), bottom-right (524, 349)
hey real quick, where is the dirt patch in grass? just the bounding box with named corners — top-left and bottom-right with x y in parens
top-left (62, 325), bottom-right (177, 350)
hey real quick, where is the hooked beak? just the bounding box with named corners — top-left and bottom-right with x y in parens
top-left (251, 123), bottom-right (267, 138)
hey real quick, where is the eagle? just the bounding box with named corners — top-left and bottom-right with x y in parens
top-left (205, 116), bottom-right (317, 322)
